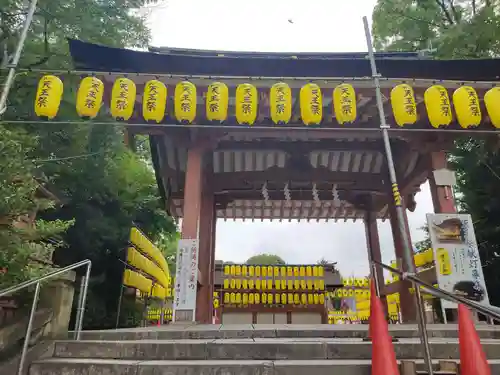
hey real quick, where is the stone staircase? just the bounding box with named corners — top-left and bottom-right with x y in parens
top-left (29, 324), bottom-right (500, 375)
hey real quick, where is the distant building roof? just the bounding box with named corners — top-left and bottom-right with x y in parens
top-left (148, 45), bottom-right (421, 59)
top-left (68, 39), bottom-right (500, 81)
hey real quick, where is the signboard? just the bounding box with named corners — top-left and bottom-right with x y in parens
top-left (173, 239), bottom-right (199, 320)
top-left (426, 213), bottom-right (489, 309)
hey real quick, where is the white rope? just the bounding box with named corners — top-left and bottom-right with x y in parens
top-left (332, 183), bottom-right (341, 207)
top-left (284, 182), bottom-right (291, 202)
top-left (312, 183), bottom-right (320, 204)
top-left (261, 182), bottom-right (269, 204)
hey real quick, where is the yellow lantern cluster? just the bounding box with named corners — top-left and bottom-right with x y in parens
top-left (222, 291), bottom-right (326, 306)
top-left (147, 307), bottom-right (173, 322)
top-left (124, 227), bottom-right (172, 300)
top-left (221, 263), bottom-right (328, 307)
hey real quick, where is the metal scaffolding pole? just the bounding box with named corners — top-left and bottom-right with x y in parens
top-left (362, 16), bottom-right (433, 375)
top-left (0, 0), bottom-right (39, 115)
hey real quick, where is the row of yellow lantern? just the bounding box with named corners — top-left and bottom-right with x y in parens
top-left (223, 278), bottom-right (325, 291)
top-left (34, 75), bottom-right (500, 129)
top-left (222, 292), bottom-right (326, 305)
top-left (341, 277), bottom-right (369, 287)
top-left (328, 311), bottom-right (399, 323)
top-left (223, 264), bottom-right (325, 278)
top-left (148, 308), bottom-right (173, 321)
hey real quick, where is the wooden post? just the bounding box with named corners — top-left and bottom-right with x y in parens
top-left (429, 151), bottom-right (457, 214)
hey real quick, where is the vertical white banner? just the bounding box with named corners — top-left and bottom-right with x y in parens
top-left (426, 213), bottom-right (489, 309)
top-left (173, 239), bottom-right (199, 319)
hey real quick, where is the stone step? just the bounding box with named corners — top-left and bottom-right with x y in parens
top-left (51, 338), bottom-right (500, 361)
top-left (29, 358), bottom-right (500, 375)
top-left (75, 323), bottom-right (500, 341)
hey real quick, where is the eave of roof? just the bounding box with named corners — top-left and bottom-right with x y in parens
top-left (68, 39), bottom-right (500, 81)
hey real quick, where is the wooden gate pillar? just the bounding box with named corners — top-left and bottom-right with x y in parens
top-left (429, 151), bottom-right (457, 213)
top-left (197, 178), bottom-right (214, 323)
top-left (388, 202), bottom-right (417, 322)
top-left (363, 211), bottom-right (387, 313)
top-left (179, 145), bottom-right (203, 322)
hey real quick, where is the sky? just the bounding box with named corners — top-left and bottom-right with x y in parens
top-left (146, 0), bottom-right (434, 277)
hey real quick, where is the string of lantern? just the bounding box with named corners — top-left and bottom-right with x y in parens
top-left (32, 74), bottom-right (500, 129)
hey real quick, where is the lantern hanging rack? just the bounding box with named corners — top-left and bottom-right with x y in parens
top-left (1, 119), bottom-right (500, 134)
top-left (5, 67), bottom-right (500, 89)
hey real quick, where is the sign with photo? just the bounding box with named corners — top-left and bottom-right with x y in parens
top-left (426, 213), bottom-right (489, 309)
top-left (173, 239), bottom-right (199, 318)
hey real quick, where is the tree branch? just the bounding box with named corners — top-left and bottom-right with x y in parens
top-left (435, 0), bottom-right (455, 24)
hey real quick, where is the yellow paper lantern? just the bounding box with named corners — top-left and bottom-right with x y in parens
top-left (255, 293), bottom-right (260, 304)
top-left (333, 83), bottom-right (357, 124)
top-left (235, 83), bottom-right (258, 125)
top-left (262, 293), bottom-right (267, 304)
top-left (276, 293), bottom-right (281, 304)
top-left (293, 267), bottom-right (299, 277)
top-left (267, 266), bottom-right (273, 277)
top-left (255, 266), bottom-right (261, 277)
top-left (484, 87), bottom-right (500, 128)
top-left (223, 279), bottom-right (229, 289)
top-left (224, 293), bottom-right (230, 304)
top-left (248, 279), bottom-right (254, 289)
top-left (306, 266), bottom-right (312, 277)
top-left (242, 265), bottom-right (248, 276)
top-left (288, 293), bottom-right (293, 303)
top-left (268, 293), bottom-right (273, 304)
top-left (242, 293), bottom-right (248, 304)
top-left (307, 280), bottom-right (313, 290)
top-left (235, 265), bottom-right (241, 276)
top-left (319, 280), bottom-right (325, 291)
top-left (242, 279), bottom-right (248, 289)
top-left (282, 293), bottom-right (287, 304)
top-left (256, 279), bottom-right (261, 290)
top-left (35, 75), bottom-right (63, 119)
top-left (294, 280), bottom-right (300, 290)
top-left (249, 293), bottom-right (255, 304)
top-left (294, 294), bottom-right (300, 304)
top-left (262, 267), bottom-right (267, 277)
top-left (110, 78), bottom-right (136, 121)
top-left (274, 267), bottom-right (279, 277)
top-left (281, 280), bottom-right (287, 289)
top-left (236, 279), bottom-right (242, 289)
top-left (318, 267), bottom-right (324, 277)
top-left (230, 279), bottom-right (236, 289)
top-left (235, 293), bottom-right (241, 304)
top-left (224, 265), bottom-right (230, 275)
top-left (206, 82), bottom-right (228, 122)
top-left (390, 84), bottom-right (417, 126)
top-left (287, 267), bottom-right (293, 277)
top-left (213, 298), bottom-right (219, 309)
top-left (249, 266), bottom-right (254, 276)
top-left (262, 279), bottom-right (267, 290)
top-left (313, 266), bottom-right (319, 277)
top-left (174, 81), bottom-right (197, 124)
top-left (301, 293), bottom-right (307, 305)
top-left (230, 265), bottom-right (236, 276)
top-left (230, 292), bottom-right (236, 304)
top-left (313, 294), bottom-right (319, 304)
top-left (308, 294), bottom-right (314, 304)
top-left (299, 266), bottom-right (305, 277)
top-left (142, 79), bottom-right (167, 123)
top-left (76, 76), bottom-right (103, 119)
top-left (453, 86), bottom-right (481, 128)
top-left (301, 280), bottom-right (306, 290)
top-left (275, 280), bottom-right (280, 290)
top-left (300, 83), bottom-right (322, 125)
top-left (281, 267), bottom-right (287, 277)
top-left (319, 294), bottom-right (325, 304)
top-left (424, 85), bottom-right (452, 128)
top-left (270, 82), bottom-right (292, 124)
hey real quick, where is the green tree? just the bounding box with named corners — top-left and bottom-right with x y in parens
top-left (0, 125), bottom-right (72, 289)
top-left (1, 0), bottom-right (176, 327)
top-left (414, 225), bottom-right (432, 252)
top-left (246, 254), bottom-right (286, 265)
top-left (372, 0), bottom-right (500, 306)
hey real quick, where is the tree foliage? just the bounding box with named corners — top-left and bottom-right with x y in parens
top-left (372, 0), bottom-right (500, 305)
top-left (246, 254), bottom-right (286, 265)
top-left (0, 125), bottom-right (72, 288)
top-left (1, 0), bottom-right (177, 327)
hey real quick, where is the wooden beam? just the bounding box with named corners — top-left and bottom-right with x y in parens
top-left (216, 139), bottom-right (385, 153)
top-left (382, 267), bottom-right (436, 296)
